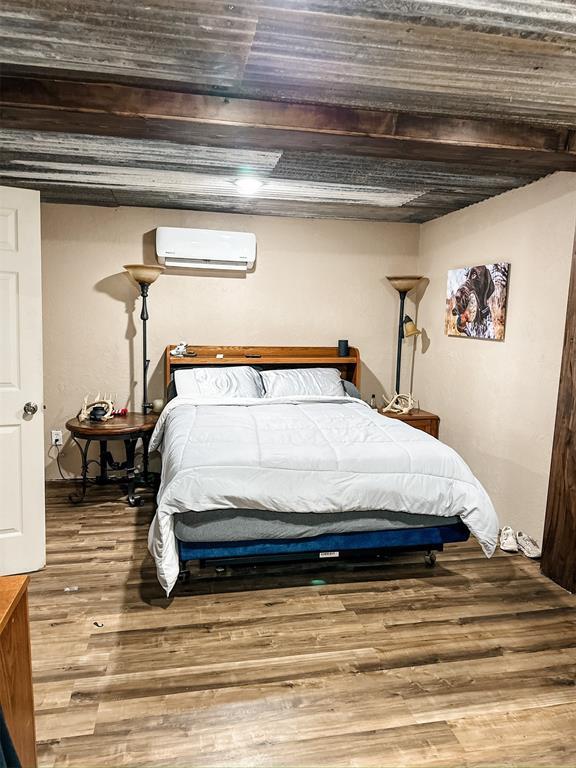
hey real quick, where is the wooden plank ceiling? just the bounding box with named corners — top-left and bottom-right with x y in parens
top-left (0, 0), bottom-right (575, 221)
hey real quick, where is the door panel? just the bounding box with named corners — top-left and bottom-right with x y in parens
top-left (0, 424), bottom-right (23, 536)
top-left (0, 207), bottom-right (18, 250)
top-left (0, 271), bottom-right (20, 388)
top-left (0, 187), bottom-right (45, 575)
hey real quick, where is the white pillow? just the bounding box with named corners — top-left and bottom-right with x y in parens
top-left (174, 366), bottom-right (264, 398)
top-left (261, 368), bottom-right (345, 397)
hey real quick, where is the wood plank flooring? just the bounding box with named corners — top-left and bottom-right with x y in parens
top-left (30, 483), bottom-right (576, 767)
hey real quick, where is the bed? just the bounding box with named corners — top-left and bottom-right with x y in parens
top-left (149, 345), bottom-right (499, 595)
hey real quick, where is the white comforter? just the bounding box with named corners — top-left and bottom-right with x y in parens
top-left (149, 395), bottom-right (499, 594)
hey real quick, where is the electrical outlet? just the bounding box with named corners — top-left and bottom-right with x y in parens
top-left (51, 430), bottom-right (63, 446)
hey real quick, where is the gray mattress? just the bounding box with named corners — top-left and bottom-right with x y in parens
top-left (174, 509), bottom-right (460, 543)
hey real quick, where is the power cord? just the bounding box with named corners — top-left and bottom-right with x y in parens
top-left (48, 443), bottom-right (71, 481)
top-left (49, 443), bottom-right (99, 481)
top-left (49, 442), bottom-right (149, 485)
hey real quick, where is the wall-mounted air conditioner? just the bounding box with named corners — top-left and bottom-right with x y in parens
top-left (156, 227), bottom-right (256, 271)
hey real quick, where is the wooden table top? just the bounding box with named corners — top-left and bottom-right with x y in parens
top-left (0, 574), bottom-right (29, 634)
top-left (66, 412), bottom-right (158, 437)
top-left (380, 408), bottom-right (438, 420)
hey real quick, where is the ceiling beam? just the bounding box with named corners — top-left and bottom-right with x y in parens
top-left (2, 77), bottom-right (575, 173)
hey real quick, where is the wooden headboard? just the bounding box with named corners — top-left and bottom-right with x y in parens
top-left (165, 345), bottom-right (361, 391)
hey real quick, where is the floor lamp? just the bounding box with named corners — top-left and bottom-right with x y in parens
top-left (123, 264), bottom-right (165, 414)
top-left (387, 276), bottom-right (422, 394)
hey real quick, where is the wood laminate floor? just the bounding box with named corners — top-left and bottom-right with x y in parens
top-left (30, 483), bottom-right (576, 767)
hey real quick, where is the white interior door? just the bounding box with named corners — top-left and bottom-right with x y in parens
top-left (0, 186), bottom-right (45, 575)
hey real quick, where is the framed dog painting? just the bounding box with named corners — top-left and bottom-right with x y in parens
top-left (445, 263), bottom-right (510, 340)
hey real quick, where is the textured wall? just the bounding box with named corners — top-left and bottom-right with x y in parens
top-left (42, 174), bottom-right (576, 546)
top-left (41, 206), bottom-right (419, 479)
top-left (414, 172), bottom-right (576, 542)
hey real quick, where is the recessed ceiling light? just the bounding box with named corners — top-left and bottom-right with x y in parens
top-left (234, 177), bottom-right (264, 195)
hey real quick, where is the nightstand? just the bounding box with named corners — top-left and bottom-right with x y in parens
top-left (65, 412), bottom-right (158, 506)
top-left (380, 408), bottom-right (440, 438)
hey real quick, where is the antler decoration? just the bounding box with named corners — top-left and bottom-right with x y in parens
top-left (78, 393), bottom-right (115, 422)
top-left (382, 393), bottom-right (415, 415)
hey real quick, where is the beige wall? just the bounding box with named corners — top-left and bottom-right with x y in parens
top-left (42, 174), bottom-right (576, 543)
top-left (41, 205), bottom-right (419, 479)
top-left (413, 172), bottom-right (576, 542)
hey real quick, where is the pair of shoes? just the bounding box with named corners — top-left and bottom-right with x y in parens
top-left (500, 526), bottom-right (518, 552)
top-left (517, 531), bottom-right (542, 559)
top-left (499, 527), bottom-right (541, 559)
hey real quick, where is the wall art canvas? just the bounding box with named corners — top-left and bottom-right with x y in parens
top-left (445, 263), bottom-right (509, 340)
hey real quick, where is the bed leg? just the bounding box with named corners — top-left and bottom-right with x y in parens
top-left (424, 550), bottom-right (437, 568)
top-left (177, 562), bottom-right (190, 583)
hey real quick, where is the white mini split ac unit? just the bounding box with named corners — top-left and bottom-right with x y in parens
top-left (156, 227), bottom-right (256, 271)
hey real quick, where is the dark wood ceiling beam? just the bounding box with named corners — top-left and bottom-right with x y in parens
top-left (0, 75), bottom-right (565, 149)
top-left (2, 77), bottom-right (575, 173)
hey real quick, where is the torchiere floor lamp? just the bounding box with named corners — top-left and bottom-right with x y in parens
top-left (123, 264), bottom-right (165, 414)
top-left (387, 275), bottom-right (422, 394)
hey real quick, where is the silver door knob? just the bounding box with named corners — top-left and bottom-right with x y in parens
top-left (23, 401), bottom-right (38, 416)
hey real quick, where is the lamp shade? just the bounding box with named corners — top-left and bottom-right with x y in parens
top-left (387, 275), bottom-right (422, 293)
top-left (123, 264), bottom-right (165, 285)
top-left (403, 315), bottom-right (421, 338)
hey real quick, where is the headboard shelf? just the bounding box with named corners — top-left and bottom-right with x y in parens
top-left (165, 345), bottom-right (361, 390)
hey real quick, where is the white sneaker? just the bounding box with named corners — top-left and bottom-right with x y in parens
top-left (517, 531), bottom-right (541, 559)
top-left (500, 526), bottom-right (518, 553)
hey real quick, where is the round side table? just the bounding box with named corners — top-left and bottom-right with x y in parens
top-left (65, 413), bottom-right (158, 506)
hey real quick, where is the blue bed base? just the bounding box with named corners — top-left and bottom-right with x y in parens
top-left (177, 520), bottom-right (470, 566)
